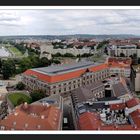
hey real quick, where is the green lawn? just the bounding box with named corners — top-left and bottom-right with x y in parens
top-left (8, 92), bottom-right (32, 107)
top-left (8, 46), bottom-right (23, 56)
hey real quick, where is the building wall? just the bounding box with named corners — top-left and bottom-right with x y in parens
top-left (135, 73), bottom-right (140, 92)
top-left (109, 67), bottom-right (131, 78)
top-left (40, 43), bottom-right (91, 56)
top-left (22, 68), bottom-right (110, 95)
top-left (115, 49), bottom-right (137, 57)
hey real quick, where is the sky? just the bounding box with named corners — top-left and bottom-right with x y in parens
top-left (0, 9), bottom-right (140, 36)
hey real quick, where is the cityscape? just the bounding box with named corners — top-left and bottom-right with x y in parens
top-left (1, 9), bottom-right (140, 131)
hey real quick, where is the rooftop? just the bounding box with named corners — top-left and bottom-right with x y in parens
top-left (33, 94), bottom-right (63, 109)
top-left (132, 64), bottom-right (140, 73)
top-left (71, 81), bottom-right (104, 105)
top-left (112, 82), bottom-right (128, 97)
top-left (78, 98), bottom-right (140, 130)
top-left (0, 103), bottom-right (62, 130)
top-left (32, 61), bottom-right (97, 76)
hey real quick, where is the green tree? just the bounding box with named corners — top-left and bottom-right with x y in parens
top-left (63, 53), bottom-right (75, 57)
top-left (51, 59), bottom-right (61, 64)
top-left (120, 53), bottom-right (125, 57)
top-left (16, 82), bottom-right (25, 90)
top-left (40, 57), bottom-right (51, 67)
top-left (1, 59), bottom-right (16, 79)
top-left (0, 59), bottom-right (2, 74)
top-left (18, 57), bottom-right (32, 73)
top-left (28, 55), bottom-right (40, 68)
top-left (30, 89), bottom-right (47, 102)
top-left (96, 40), bottom-right (109, 50)
top-left (17, 97), bottom-right (25, 106)
top-left (52, 52), bottom-right (62, 57)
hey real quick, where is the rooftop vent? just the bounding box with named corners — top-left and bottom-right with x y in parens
top-left (37, 125), bottom-right (41, 129)
top-left (13, 121), bottom-right (16, 126)
top-left (41, 115), bottom-right (45, 119)
top-left (23, 102), bottom-right (28, 109)
top-left (14, 112), bottom-right (18, 116)
top-left (25, 123), bottom-right (28, 128)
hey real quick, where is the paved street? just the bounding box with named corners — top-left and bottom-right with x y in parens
top-left (63, 96), bottom-right (75, 130)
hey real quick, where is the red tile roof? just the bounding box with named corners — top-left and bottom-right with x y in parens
top-left (130, 109), bottom-right (140, 128)
top-left (0, 103), bottom-right (62, 130)
top-left (24, 63), bottom-right (108, 83)
top-left (78, 108), bottom-right (140, 130)
top-left (110, 103), bottom-right (126, 110)
top-left (78, 112), bottom-right (101, 130)
top-left (126, 98), bottom-right (140, 108)
top-left (107, 57), bottom-right (132, 69)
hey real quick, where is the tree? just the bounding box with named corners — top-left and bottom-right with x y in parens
top-left (96, 40), bottom-right (109, 50)
top-left (1, 59), bottom-right (16, 80)
top-left (120, 53), bottom-right (125, 57)
top-left (17, 97), bottom-right (25, 106)
top-left (18, 57), bottom-right (32, 73)
top-left (16, 82), bottom-right (25, 90)
top-left (30, 89), bottom-right (47, 102)
top-left (81, 53), bottom-right (92, 57)
top-left (51, 59), bottom-right (61, 64)
top-left (0, 59), bottom-right (2, 74)
top-left (40, 57), bottom-right (51, 67)
top-left (63, 53), bottom-right (75, 57)
top-left (28, 55), bottom-right (40, 68)
top-left (132, 53), bottom-right (137, 59)
top-left (52, 52), bottom-right (62, 57)
top-left (138, 58), bottom-right (140, 64)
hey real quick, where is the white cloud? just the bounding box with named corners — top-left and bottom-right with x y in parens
top-left (0, 9), bottom-right (140, 35)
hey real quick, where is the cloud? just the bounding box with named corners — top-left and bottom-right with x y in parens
top-left (0, 9), bottom-right (140, 35)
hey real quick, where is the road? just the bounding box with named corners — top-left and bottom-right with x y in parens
top-left (63, 96), bottom-right (75, 130)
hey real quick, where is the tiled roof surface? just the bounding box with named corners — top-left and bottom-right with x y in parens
top-left (126, 98), bottom-right (140, 108)
top-left (0, 104), bottom-right (61, 130)
top-left (24, 63), bottom-right (108, 83)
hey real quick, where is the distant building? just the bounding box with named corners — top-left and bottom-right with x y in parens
top-left (131, 64), bottom-right (140, 92)
top-left (108, 45), bottom-right (140, 57)
top-left (107, 57), bottom-right (132, 78)
top-left (40, 42), bottom-right (92, 56)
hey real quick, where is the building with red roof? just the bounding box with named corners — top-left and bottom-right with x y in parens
top-left (107, 57), bottom-right (132, 78)
top-left (22, 61), bottom-right (109, 95)
top-left (126, 98), bottom-right (140, 108)
top-left (77, 97), bottom-right (140, 130)
top-left (0, 102), bottom-right (62, 130)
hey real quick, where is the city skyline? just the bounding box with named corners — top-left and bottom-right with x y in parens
top-left (0, 9), bottom-right (140, 36)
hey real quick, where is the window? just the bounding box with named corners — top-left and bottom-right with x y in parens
top-left (1, 126), bottom-right (5, 130)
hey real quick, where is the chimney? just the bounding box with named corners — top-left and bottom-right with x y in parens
top-left (23, 102), bottom-right (28, 109)
top-left (41, 115), bottom-right (45, 119)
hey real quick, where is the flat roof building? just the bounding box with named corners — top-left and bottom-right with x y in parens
top-left (22, 61), bottom-right (109, 95)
